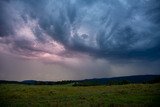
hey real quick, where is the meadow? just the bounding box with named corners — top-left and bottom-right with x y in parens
top-left (0, 83), bottom-right (160, 107)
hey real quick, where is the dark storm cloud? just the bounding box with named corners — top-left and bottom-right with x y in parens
top-left (0, 0), bottom-right (160, 60)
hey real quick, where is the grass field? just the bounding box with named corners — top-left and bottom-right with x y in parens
top-left (0, 83), bottom-right (160, 107)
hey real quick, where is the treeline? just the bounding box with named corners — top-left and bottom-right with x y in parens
top-left (0, 80), bottom-right (21, 84)
top-left (0, 80), bottom-right (75, 85)
top-left (0, 75), bottom-right (160, 86)
top-left (72, 80), bottom-right (131, 86)
top-left (143, 76), bottom-right (160, 84)
top-left (22, 80), bottom-right (75, 85)
top-left (73, 76), bottom-right (160, 86)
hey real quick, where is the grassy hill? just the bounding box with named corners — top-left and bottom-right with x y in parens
top-left (0, 83), bottom-right (160, 107)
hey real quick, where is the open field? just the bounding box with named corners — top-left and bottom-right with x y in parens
top-left (0, 83), bottom-right (160, 107)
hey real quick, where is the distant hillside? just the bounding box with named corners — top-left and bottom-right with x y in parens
top-left (0, 75), bottom-right (160, 86)
top-left (74, 75), bottom-right (160, 86)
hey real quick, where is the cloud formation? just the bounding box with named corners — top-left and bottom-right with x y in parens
top-left (0, 0), bottom-right (160, 62)
top-left (0, 0), bottom-right (160, 80)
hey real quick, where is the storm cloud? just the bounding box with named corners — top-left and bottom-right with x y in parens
top-left (0, 0), bottom-right (160, 80)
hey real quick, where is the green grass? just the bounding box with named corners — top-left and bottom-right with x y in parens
top-left (0, 83), bottom-right (160, 107)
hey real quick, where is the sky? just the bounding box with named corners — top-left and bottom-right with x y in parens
top-left (0, 0), bottom-right (160, 81)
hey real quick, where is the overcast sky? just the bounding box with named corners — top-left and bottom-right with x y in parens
top-left (0, 0), bottom-right (160, 81)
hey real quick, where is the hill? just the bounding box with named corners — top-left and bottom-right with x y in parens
top-left (0, 75), bottom-right (160, 86)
